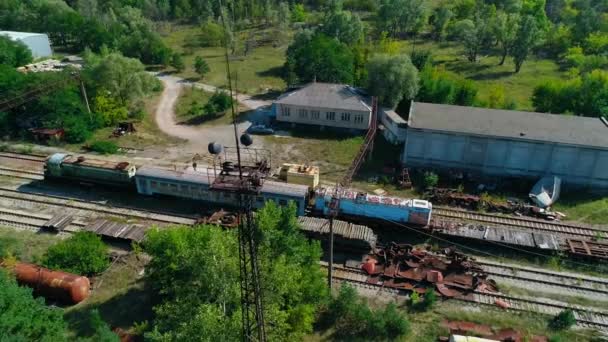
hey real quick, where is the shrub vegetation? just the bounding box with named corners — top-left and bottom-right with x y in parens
top-left (41, 232), bottom-right (109, 276)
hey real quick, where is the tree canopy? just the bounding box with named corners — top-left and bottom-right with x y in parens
top-left (0, 36), bottom-right (33, 67)
top-left (285, 31), bottom-right (355, 85)
top-left (366, 54), bottom-right (419, 108)
top-left (0, 270), bottom-right (69, 341)
top-left (143, 202), bottom-right (327, 341)
top-left (41, 231), bottom-right (109, 276)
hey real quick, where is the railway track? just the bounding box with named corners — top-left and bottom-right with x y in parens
top-left (477, 261), bottom-right (608, 301)
top-left (0, 187), bottom-right (196, 226)
top-left (434, 207), bottom-right (606, 239)
top-left (0, 151), bottom-right (47, 163)
top-left (0, 208), bottom-right (82, 236)
top-left (322, 263), bottom-right (608, 331)
top-left (0, 167), bottom-right (44, 180)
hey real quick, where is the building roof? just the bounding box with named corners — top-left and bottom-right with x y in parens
top-left (409, 102), bottom-right (608, 149)
top-left (0, 31), bottom-right (47, 40)
top-left (275, 83), bottom-right (371, 112)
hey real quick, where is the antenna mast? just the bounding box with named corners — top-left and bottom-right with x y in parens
top-left (218, 3), bottom-right (267, 341)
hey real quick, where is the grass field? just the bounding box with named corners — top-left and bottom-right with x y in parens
top-left (162, 25), bottom-right (287, 94)
top-left (397, 40), bottom-right (568, 110)
top-left (0, 227), bottom-right (61, 262)
top-left (554, 194), bottom-right (608, 226)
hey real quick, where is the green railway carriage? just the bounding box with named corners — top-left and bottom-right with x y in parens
top-left (44, 153), bottom-right (136, 187)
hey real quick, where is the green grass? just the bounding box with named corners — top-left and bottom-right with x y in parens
top-left (0, 227), bottom-right (61, 263)
top-left (162, 25), bottom-right (287, 94)
top-left (263, 130), bottom-right (364, 182)
top-left (553, 194), bottom-right (608, 226)
top-left (398, 40), bottom-right (568, 111)
top-left (65, 253), bottom-right (153, 338)
top-left (174, 86), bottom-right (213, 121)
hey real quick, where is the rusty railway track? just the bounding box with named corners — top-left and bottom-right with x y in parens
top-left (434, 207), bottom-right (606, 239)
top-left (321, 263), bottom-right (608, 331)
top-left (0, 187), bottom-right (196, 226)
top-left (0, 151), bottom-right (47, 162)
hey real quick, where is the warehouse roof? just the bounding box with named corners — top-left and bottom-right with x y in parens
top-left (0, 31), bottom-right (47, 40)
top-left (275, 83), bottom-right (371, 112)
top-left (409, 102), bottom-right (608, 149)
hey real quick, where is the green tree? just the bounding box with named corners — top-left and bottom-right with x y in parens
top-left (194, 56), bottom-right (210, 78)
top-left (321, 2), bottom-right (364, 45)
top-left (81, 309), bottom-right (120, 342)
top-left (549, 309), bottom-right (576, 330)
top-left (430, 7), bottom-right (453, 41)
top-left (284, 32), bottom-right (355, 84)
top-left (291, 4), bottom-right (307, 22)
top-left (41, 231), bottom-right (109, 276)
top-left (0, 36), bottom-right (33, 67)
top-left (200, 21), bottom-right (225, 47)
top-left (366, 54), bottom-right (419, 108)
top-left (0, 270), bottom-right (69, 341)
top-left (417, 65), bottom-right (478, 106)
top-left (84, 51), bottom-right (160, 105)
top-left (511, 15), bottom-right (541, 73)
top-left (493, 11), bottom-right (520, 65)
top-left (454, 16), bottom-right (490, 62)
top-left (376, 0), bottom-right (428, 38)
top-left (93, 94), bottom-right (129, 126)
top-left (144, 202), bottom-right (327, 341)
top-left (171, 52), bottom-right (185, 73)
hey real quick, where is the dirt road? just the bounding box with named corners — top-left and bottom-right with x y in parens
top-left (154, 74), bottom-right (271, 152)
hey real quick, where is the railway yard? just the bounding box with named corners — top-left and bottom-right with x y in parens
top-left (1, 150), bottom-right (608, 338)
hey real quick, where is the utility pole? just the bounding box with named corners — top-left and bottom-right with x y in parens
top-left (328, 216), bottom-right (334, 288)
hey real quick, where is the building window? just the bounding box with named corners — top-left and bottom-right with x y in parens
top-left (311, 110), bottom-right (320, 120)
top-left (354, 114), bottom-right (364, 124)
top-left (283, 106), bottom-right (291, 117)
top-left (326, 111), bottom-right (336, 121)
top-left (341, 112), bottom-right (351, 121)
top-left (298, 108), bottom-right (308, 119)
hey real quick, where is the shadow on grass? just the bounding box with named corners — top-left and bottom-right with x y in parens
top-left (65, 282), bottom-right (155, 337)
top-left (256, 65), bottom-right (283, 78)
top-left (250, 89), bottom-right (283, 101)
top-left (178, 110), bottom-right (251, 126)
top-left (469, 70), bottom-right (514, 81)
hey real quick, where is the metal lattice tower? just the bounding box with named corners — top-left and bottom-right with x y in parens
top-left (215, 3), bottom-right (267, 340)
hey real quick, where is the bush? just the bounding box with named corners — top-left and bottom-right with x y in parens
top-left (205, 91), bottom-right (233, 115)
top-left (423, 171), bottom-right (439, 188)
top-left (89, 140), bottom-right (119, 154)
top-left (200, 21), bottom-right (225, 47)
top-left (41, 232), bottom-right (110, 276)
top-left (549, 309), bottom-right (576, 331)
top-left (410, 50), bottom-right (433, 70)
top-left (325, 285), bottom-right (410, 340)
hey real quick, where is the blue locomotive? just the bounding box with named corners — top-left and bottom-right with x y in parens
top-left (44, 153), bottom-right (432, 225)
top-left (313, 188), bottom-right (432, 226)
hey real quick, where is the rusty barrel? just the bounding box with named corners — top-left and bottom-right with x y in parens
top-left (5, 262), bottom-right (90, 304)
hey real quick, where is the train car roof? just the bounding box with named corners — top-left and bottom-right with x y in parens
top-left (59, 154), bottom-right (133, 170)
top-left (136, 166), bottom-right (309, 198)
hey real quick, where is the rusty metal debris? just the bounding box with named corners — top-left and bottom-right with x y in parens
top-left (360, 243), bottom-right (498, 298)
top-left (196, 209), bottom-right (240, 229)
top-left (424, 188), bottom-right (564, 221)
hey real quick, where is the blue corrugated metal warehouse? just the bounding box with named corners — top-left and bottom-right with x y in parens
top-left (402, 102), bottom-right (608, 188)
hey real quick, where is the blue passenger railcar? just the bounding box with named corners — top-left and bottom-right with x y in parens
top-left (314, 188), bottom-right (432, 226)
top-left (134, 166), bottom-right (308, 215)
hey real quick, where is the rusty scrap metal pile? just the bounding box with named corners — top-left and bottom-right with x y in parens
top-left (360, 243), bottom-right (498, 298)
top-left (424, 188), bottom-right (561, 220)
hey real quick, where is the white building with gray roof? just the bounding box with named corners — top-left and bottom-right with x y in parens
top-left (274, 83), bottom-right (373, 130)
top-left (403, 102), bottom-right (608, 188)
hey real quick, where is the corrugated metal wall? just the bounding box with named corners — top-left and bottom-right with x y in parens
top-left (403, 129), bottom-right (608, 187)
